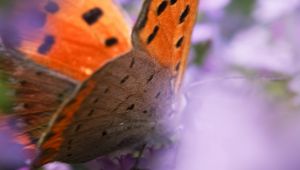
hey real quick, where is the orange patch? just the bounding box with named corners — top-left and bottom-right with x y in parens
top-left (35, 81), bottom-right (96, 165)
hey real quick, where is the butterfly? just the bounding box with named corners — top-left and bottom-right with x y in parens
top-left (0, 0), bottom-right (199, 168)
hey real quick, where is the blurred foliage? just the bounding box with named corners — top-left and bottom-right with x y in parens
top-left (0, 0), bottom-right (14, 9)
top-left (220, 0), bottom-right (256, 40)
top-left (193, 40), bottom-right (211, 66)
top-left (0, 71), bottom-right (13, 113)
top-left (265, 79), bottom-right (295, 101)
top-left (232, 66), bottom-right (294, 101)
top-left (226, 0), bottom-right (256, 16)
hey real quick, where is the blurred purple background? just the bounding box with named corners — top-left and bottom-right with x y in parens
top-left (1, 0), bottom-right (300, 169)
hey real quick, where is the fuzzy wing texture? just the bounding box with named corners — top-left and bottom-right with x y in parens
top-left (132, 0), bottom-right (199, 88)
top-left (0, 48), bottom-right (77, 149)
top-left (2, 0), bottom-right (132, 81)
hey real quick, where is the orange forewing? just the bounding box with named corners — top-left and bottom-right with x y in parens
top-left (133, 0), bottom-right (199, 87)
top-left (16, 0), bottom-right (132, 81)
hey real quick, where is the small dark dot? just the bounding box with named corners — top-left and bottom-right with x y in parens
top-left (147, 74), bottom-right (154, 83)
top-left (38, 35), bottom-right (55, 54)
top-left (147, 26), bottom-right (159, 44)
top-left (67, 153), bottom-right (72, 157)
top-left (143, 110), bottom-right (148, 114)
top-left (82, 7), bottom-right (103, 25)
top-left (88, 109), bottom-right (95, 116)
top-left (157, 1), bottom-right (168, 16)
top-left (179, 5), bottom-right (190, 24)
top-left (93, 98), bottom-right (99, 104)
top-left (68, 140), bottom-right (73, 145)
top-left (75, 124), bottom-right (82, 132)
top-left (20, 80), bottom-right (28, 86)
top-left (45, 1), bottom-right (59, 14)
top-left (129, 57), bottom-right (135, 68)
top-left (120, 75), bottom-right (129, 84)
top-left (104, 88), bottom-right (109, 93)
top-left (176, 36), bottom-right (184, 48)
top-left (170, 0), bottom-right (177, 5)
top-left (102, 131), bottom-right (107, 136)
top-left (127, 104), bottom-right (135, 110)
top-left (57, 93), bottom-right (64, 100)
top-left (24, 104), bottom-right (30, 109)
top-left (35, 71), bottom-right (43, 76)
top-left (175, 61), bottom-right (181, 71)
top-left (155, 92), bottom-right (161, 98)
top-left (105, 37), bottom-right (118, 47)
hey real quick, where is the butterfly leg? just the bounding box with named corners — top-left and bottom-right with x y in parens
top-left (130, 144), bottom-right (147, 170)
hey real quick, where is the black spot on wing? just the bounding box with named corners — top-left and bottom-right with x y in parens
top-left (93, 97), bottom-right (99, 104)
top-left (87, 109), bottom-right (95, 116)
top-left (105, 37), bottom-right (118, 47)
top-left (82, 7), bottom-right (103, 25)
top-left (104, 88), bottom-right (109, 93)
top-left (38, 35), bottom-right (55, 54)
top-left (102, 131), bottom-right (107, 136)
top-left (127, 104), bottom-right (135, 111)
top-left (147, 26), bottom-right (159, 44)
top-left (170, 0), bottom-right (178, 5)
top-left (176, 36), bottom-right (184, 48)
top-left (120, 75), bottom-right (129, 84)
top-left (147, 74), bottom-right (155, 83)
top-left (179, 5), bottom-right (190, 24)
top-left (45, 1), bottom-right (59, 14)
top-left (75, 124), bottom-right (82, 132)
top-left (157, 1), bottom-right (168, 16)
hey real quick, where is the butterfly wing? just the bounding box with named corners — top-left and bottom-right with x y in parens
top-left (35, 49), bottom-right (175, 167)
top-left (132, 0), bottom-right (199, 89)
top-left (33, 0), bottom-right (199, 167)
top-left (0, 48), bottom-right (77, 150)
top-left (2, 0), bottom-right (132, 81)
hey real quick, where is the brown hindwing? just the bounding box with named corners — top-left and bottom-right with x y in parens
top-left (0, 47), bottom-right (78, 147)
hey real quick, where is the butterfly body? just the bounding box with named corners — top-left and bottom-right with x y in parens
top-left (0, 0), bottom-right (199, 168)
